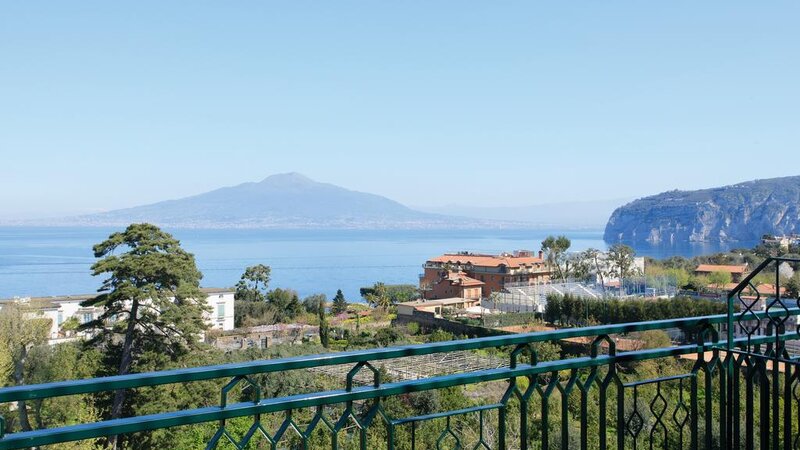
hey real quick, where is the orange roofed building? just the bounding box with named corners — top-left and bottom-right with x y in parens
top-left (695, 264), bottom-right (749, 283)
top-left (420, 250), bottom-right (551, 299)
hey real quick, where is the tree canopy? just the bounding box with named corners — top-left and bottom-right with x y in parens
top-left (541, 235), bottom-right (571, 280)
top-left (707, 270), bottom-right (732, 290)
top-left (266, 288), bottom-right (302, 323)
top-left (302, 293), bottom-right (326, 314)
top-left (544, 293), bottom-right (726, 326)
top-left (234, 264), bottom-right (271, 302)
top-left (360, 283), bottom-right (418, 308)
top-left (331, 289), bottom-right (348, 315)
top-left (0, 304), bottom-right (50, 388)
top-left (0, 303), bottom-right (51, 432)
top-left (363, 282), bottom-right (393, 310)
top-left (606, 243), bottom-right (638, 294)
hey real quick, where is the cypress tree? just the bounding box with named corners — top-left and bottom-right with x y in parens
top-left (318, 299), bottom-right (330, 349)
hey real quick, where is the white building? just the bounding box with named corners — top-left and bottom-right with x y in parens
top-left (201, 288), bottom-right (236, 331)
top-left (0, 287), bottom-right (235, 344)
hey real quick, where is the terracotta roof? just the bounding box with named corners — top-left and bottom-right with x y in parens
top-left (428, 253), bottom-right (544, 269)
top-left (458, 277), bottom-right (484, 287)
top-left (442, 272), bottom-right (484, 287)
top-left (695, 264), bottom-right (748, 274)
top-left (726, 283), bottom-right (786, 295)
top-left (756, 284), bottom-right (787, 295)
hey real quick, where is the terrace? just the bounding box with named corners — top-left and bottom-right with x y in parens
top-left (1, 257), bottom-right (799, 449)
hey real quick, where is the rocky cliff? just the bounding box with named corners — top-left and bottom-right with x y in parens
top-left (604, 176), bottom-right (800, 243)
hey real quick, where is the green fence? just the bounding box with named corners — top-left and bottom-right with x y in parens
top-left (1, 257), bottom-right (799, 449)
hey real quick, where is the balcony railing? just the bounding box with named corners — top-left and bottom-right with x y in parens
top-left (1, 257), bottom-right (799, 449)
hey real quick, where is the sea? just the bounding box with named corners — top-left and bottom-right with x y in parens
top-left (0, 227), bottom-right (757, 302)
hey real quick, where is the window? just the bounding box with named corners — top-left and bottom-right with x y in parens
top-left (83, 313), bottom-right (93, 324)
top-left (217, 303), bottom-right (225, 318)
top-left (57, 311), bottom-right (64, 325)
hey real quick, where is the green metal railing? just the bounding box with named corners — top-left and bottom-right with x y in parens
top-left (1, 257), bottom-right (799, 449)
top-left (723, 256), bottom-right (800, 450)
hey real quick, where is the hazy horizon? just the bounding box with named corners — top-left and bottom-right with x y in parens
top-left (1, 171), bottom-right (795, 223)
top-left (0, 172), bottom-right (625, 229)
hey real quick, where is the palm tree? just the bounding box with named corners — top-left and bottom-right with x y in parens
top-left (541, 235), bottom-right (571, 281)
top-left (365, 282), bottom-right (392, 311)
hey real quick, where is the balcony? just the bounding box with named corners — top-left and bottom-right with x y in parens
top-left (1, 257), bottom-right (799, 449)
top-left (502, 267), bottom-right (551, 276)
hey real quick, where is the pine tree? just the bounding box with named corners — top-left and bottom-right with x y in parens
top-left (79, 223), bottom-right (208, 445)
top-left (331, 289), bottom-right (348, 315)
top-left (235, 264), bottom-right (271, 302)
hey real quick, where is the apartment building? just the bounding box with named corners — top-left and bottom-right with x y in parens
top-left (420, 250), bottom-right (551, 298)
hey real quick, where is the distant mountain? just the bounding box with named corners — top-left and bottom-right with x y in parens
top-left (415, 198), bottom-right (629, 229)
top-left (52, 173), bottom-right (518, 229)
top-left (604, 176), bottom-right (800, 243)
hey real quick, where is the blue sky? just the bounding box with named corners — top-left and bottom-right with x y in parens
top-left (2, 2), bottom-right (798, 219)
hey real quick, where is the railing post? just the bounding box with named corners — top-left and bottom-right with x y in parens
top-left (773, 267), bottom-right (783, 450)
top-left (690, 368), bottom-right (698, 450)
top-left (386, 422), bottom-right (394, 450)
top-left (783, 364), bottom-right (792, 450)
top-left (722, 280), bottom-right (739, 448)
top-left (498, 403), bottom-right (506, 450)
top-left (518, 396), bottom-right (528, 450)
top-left (410, 421), bottom-right (415, 450)
top-left (616, 378), bottom-right (625, 450)
top-left (719, 350), bottom-right (728, 450)
top-left (760, 356), bottom-right (770, 450)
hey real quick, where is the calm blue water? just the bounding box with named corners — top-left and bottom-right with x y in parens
top-left (0, 227), bottom-right (755, 301)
